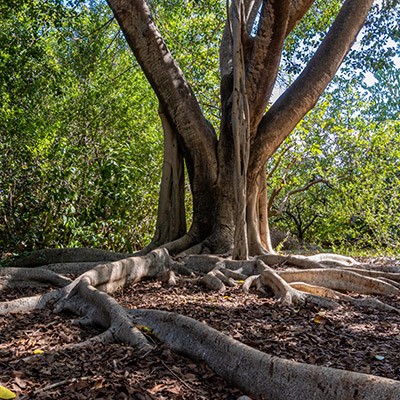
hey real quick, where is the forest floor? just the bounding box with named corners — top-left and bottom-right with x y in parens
top-left (1, 256), bottom-right (399, 400)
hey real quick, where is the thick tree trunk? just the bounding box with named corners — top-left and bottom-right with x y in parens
top-left (247, 165), bottom-right (275, 255)
top-left (231, 0), bottom-right (251, 260)
top-left (106, 0), bottom-right (374, 258)
top-left (106, 0), bottom-right (219, 250)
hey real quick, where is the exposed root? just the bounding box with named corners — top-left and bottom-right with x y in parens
top-left (0, 250), bottom-right (171, 348)
top-left (257, 253), bottom-right (323, 269)
top-left (175, 254), bottom-right (222, 272)
top-left (180, 254), bottom-right (266, 275)
top-left (175, 253), bottom-right (400, 312)
top-left (158, 270), bottom-right (178, 287)
top-left (359, 264), bottom-right (400, 273)
top-left (59, 278), bottom-right (153, 353)
top-left (199, 272), bottom-right (227, 292)
top-left (3, 248), bottom-right (398, 315)
top-left (40, 261), bottom-right (103, 275)
top-left (257, 261), bottom-right (339, 309)
top-left (304, 253), bottom-right (359, 267)
top-left (129, 308), bottom-right (400, 400)
top-left (289, 282), bottom-right (343, 299)
top-left (278, 269), bottom-right (399, 296)
top-left (2, 247), bottom-right (400, 398)
top-left (290, 282), bottom-right (400, 313)
top-left (0, 248), bottom-right (169, 315)
top-left (342, 267), bottom-right (400, 283)
top-left (0, 267), bottom-right (72, 289)
top-left (379, 277), bottom-right (400, 289)
top-left (256, 253), bottom-right (362, 269)
top-left (242, 275), bottom-right (258, 292)
top-left (0, 249), bottom-right (171, 359)
top-left (346, 296), bottom-right (400, 314)
top-left (0, 289), bottom-right (64, 314)
top-left (80, 250), bottom-right (168, 293)
top-left (219, 268), bottom-right (247, 281)
top-left (242, 274), bottom-right (269, 294)
top-left (3, 248), bottom-right (128, 268)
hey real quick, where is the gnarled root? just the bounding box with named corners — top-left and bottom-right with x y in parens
top-left (129, 308), bottom-right (400, 400)
top-left (198, 262), bottom-right (237, 292)
top-left (58, 278), bottom-right (153, 353)
top-left (279, 269), bottom-right (399, 296)
top-left (0, 248), bottom-right (169, 315)
top-left (257, 253), bottom-right (360, 269)
top-left (256, 261), bottom-right (339, 309)
top-left (173, 254), bottom-right (400, 312)
top-left (0, 267), bottom-right (72, 289)
top-left (2, 248), bottom-right (128, 268)
top-left (1, 247), bottom-right (400, 398)
top-left (239, 260), bottom-right (400, 312)
top-left (0, 290), bottom-right (64, 314)
top-left (290, 282), bottom-right (400, 314)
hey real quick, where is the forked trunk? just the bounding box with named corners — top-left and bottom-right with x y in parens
top-left (106, 0), bottom-right (375, 257)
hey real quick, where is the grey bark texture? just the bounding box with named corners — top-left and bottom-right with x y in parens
top-left (130, 309), bottom-right (400, 400)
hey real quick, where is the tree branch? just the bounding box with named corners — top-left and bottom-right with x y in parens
top-left (266, 144), bottom-right (293, 180)
top-left (106, 0), bottom-right (220, 240)
top-left (286, 0), bottom-right (315, 36)
top-left (220, 0), bottom-right (314, 139)
top-left (267, 155), bottom-right (297, 214)
top-left (249, 0), bottom-right (374, 177)
top-left (106, 0), bottom-right (218, 179)
top-left (245, 0), bottom-right (315, 130)
top-left (246, 0), bottom-right (291, 129)
top-left (270, 177), bottom-right (328, 217)
top-left (220, 0), bottom-right (260, 83)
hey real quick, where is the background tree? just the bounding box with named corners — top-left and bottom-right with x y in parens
top-left (265, 0), bottom-right (399, 252)
top-left (0, 0), bottom-right (163, 252)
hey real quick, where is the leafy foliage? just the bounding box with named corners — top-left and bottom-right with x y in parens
top-left (269, 92), bottom-right (400, 253)
top-left (0, 0), bottom-right (162, 252)
top-left (267, 0), bottom-right (400, 253)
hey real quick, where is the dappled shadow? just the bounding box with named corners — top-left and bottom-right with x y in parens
top-left (120, 279), bottom-right (400, 380)
top-left (1, 272), bottom-right (399, 398)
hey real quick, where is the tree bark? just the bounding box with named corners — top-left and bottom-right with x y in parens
top-left (131, 309), bottom-right (400, 400)
top-left (249, 0), bottom-right (374, 178)
top-left (231, 0), bottom-right (251, 260)
top-left (106, 0), bottom-right (374, 256)
top-left (106, 0), bottom-right (219, 243)
top-left (149, 106), bottom-right (186, 248)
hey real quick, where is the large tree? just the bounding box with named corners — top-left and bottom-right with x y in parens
top-left (104, 0), bottom-right (392, 258)
top-left (2, 0), bottom-right (400, 398)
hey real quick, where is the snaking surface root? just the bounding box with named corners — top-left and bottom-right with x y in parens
top-left (1, 247), bottom-right (400, 398)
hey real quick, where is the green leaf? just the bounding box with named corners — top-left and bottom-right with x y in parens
top-left (0, 385), bottom-right (16, 400)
